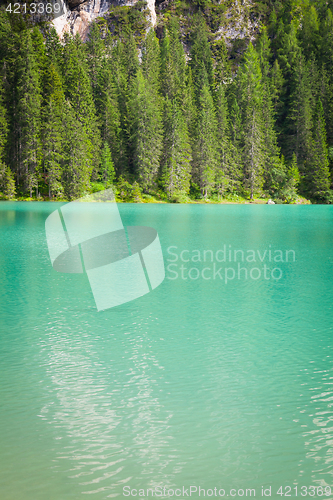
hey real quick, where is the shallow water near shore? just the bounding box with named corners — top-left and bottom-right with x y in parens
top-left (1, 202), bottom-right (333, 499)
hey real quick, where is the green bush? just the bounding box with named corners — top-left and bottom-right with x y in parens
top-left (116, 176), bottom-right (135, 202)
top-left (0, 163), bottom-right (16, 199)
top-left (90, 182), bottom-right (106, 194)
top-left (169, 190), bottom-right (191, 203)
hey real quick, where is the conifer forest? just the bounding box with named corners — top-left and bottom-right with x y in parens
top-left (0, 0), bottom-right (333, 203)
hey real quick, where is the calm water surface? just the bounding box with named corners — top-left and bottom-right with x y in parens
top-left (1, 202), bottom-right (333, 499)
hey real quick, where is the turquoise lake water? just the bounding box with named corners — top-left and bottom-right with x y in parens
top-left (1, 202), bottom-right (333, 499)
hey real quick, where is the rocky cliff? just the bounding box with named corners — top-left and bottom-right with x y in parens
top-left (53, 0), bottom-right (156, 40)
top-left (53, 0), bottom-right (259, 59)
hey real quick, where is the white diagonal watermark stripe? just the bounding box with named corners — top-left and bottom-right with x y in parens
top-left (45, 188), bottom-right (165, 311)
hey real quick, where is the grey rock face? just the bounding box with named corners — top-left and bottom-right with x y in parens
top-left (66, 0), bottom-right (86, 8)
top-left (54, 0), bottom-right (153, 40)
top-left (66, 0), bottom-right (138, 10)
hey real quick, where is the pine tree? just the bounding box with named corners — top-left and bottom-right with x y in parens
top-left (42, 63), bottom-right (65, 198)
top-left (45, 27), bottom-right (63, 72)
top-left (192, 84), bottom-right (219, 197)
top-left (62, 104), bottom-right (91, 199)
top-left (162, 98), bottom-right (192, 197)
top-left (62, 33), bottom-right (101, 183)
top-left (183, 66), bottom-right (197, 145)
top-left (257, 26), bottom-right (271, 82)
top-left (95, 57), bottom-right (122, 175)
top-left (0, 163), bottom-right (16, 199)
top-left (280, 153), bottom-right (300, 202)
top-left (160, 27), bottom-right (174, 100)
top-left (142, 28), bottom-right (161, 94)
top-left (0, 77), bottom-right (8, 164)
top-left (0, 9), bottom-right (12, 66)
top-left (160, 19), bottom-right (192, 197)
top-left (31, 26), bottom-right (47, 75)
top-left (86, 22), bottom-right (105, 102)
top-left (289, 153), bottom-right (300, 193)
top-left (129, 69), bottom-right (163, 191)
top-left (215, 84), bottom-right (241, 198)
top-left (0, 75), bottom-right (13, 198)
top-left (275, 17), bottom-right (302, 151)
top-left (287, 54), bottom-right (314, 172)
top-left (110, 33), bottom-right (139, 176)
top-left (211, 34), bottom-right (236, 194)
top-left (277, 19), bottom-right (302, 80)
top-left (271, 59), bottom-right (284, 115)
top-left (190, 14), bottom-right (214, 100)
top-left (321, 8), bottom-right (333, 71)
top-left (107, 39), bottom-right (130, 176)
top-left (306, 99), bottom-right (331, 201)
top-left (299, 4), bottom-right (320, 60)
top-left (212, 38), bottom-right (231, 87)
top-left (160, 17), bottom-right (187, 103)
top-left (237, 43), bottom-right (265, 200)
top-left (168, 16), bottom-right (187, 98)
top-left (268, 7), bottom-right (278, 45)
top-left (320, 10), bottom-right (333, 149)
top-left (15, 30), bottom-right (42, 197)
top-left (100, 143), bottom-right (115, 186)
top-left (122, 32), bottom-right (140, 85)
top-left (229, 94), bottom-right (242, 152)
top-left (257, 27), bottom-right (286, 198)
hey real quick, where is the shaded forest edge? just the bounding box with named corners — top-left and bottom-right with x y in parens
top-left (0, 0), bottom-right (333, 204)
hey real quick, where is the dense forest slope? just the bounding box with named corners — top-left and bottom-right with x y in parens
top-left (0, 0), bottom-right (333, 203)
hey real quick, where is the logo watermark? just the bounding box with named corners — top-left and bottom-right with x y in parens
top-left (123, 485), bottom-right (262, 497)
top-left (123, 484), bottom-right (329, 497)
top-left (166, 245), bottom-right (296, 283)
top-left (45, 188), bottom-right (165, 311)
